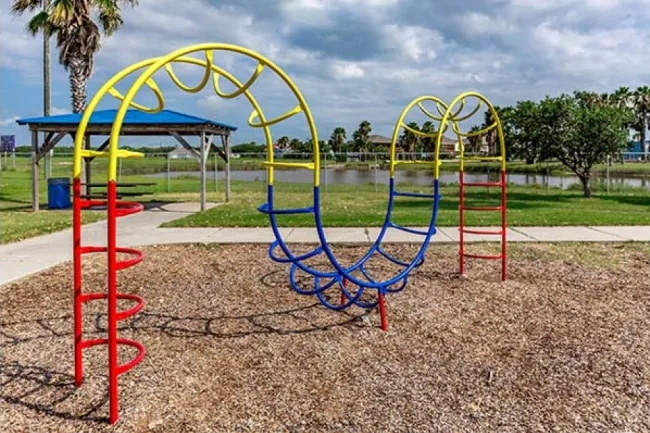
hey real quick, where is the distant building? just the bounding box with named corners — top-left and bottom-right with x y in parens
top-left (368, 134), bottom-right (393, 148)
top-left (167, 147), bottom-right (198, 160)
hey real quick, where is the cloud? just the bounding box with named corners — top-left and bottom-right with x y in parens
top-left (0, 116), bottom-right (20, 126)
top-left (2, 0), bottom-right (650, 147)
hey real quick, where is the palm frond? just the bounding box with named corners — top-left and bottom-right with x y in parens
top-left (26, 10), bottom-right (49, 35)
top-left (49, 0), bottom-right (75, 26)
top-left (11, 0), bottom-right (43, 14)
top-left (98, 8), bottom-right (123, 35)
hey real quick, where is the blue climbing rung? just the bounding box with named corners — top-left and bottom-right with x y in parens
top-left (388, 222), bottom-right (434, 236)
top-left (394, 191), bottom-right (438, 199)
top-left (377, 246), bottom-right (425, 268)
top-left (258, 203), bottom-right (315, 215)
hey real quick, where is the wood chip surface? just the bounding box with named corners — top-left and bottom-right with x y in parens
top-left (1, 243), bottom-right (649, 432)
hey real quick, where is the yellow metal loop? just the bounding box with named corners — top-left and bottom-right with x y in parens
top-left (401, 122), bottom-right (444, 138)
top-left (451, 100), bottom-right (483, 122)
top-left (99, 43), bottom-right (319, 185)
top-left (452, 121), bottom-right (497, 137)
top-left (163, 50), bottom-right (213, 93)
top-left (434, 92), bottom-right (506, 176)
top-left (436, 99), bottom-right (465, 119)
top-left (107, 78), bottom-right (164, 113)
top-left (248, 104), bottom-right (302, 128)
top-left (214, 62), bottom-right (265, 99)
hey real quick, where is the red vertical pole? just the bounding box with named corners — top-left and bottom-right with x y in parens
top-left (459, 170), bottom-right (465, 275)
top-left (378, 290), bottom-right (388, 331)
top-left (501, 170), bottom-right (507, 281)
top-left (73, 178), bottom-right (83, 387)
top-left (340, 277), bottom-right (347, 306)
top-left (107, 180), bottom-right (119, 425)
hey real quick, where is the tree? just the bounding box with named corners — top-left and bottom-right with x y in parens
top-left (400, 122), bottom-right (420, 159)
top-left (466, 125), bottom-right (482, 154)
top-left (420, 121), bottom-right (436, 154)
top-left (631, 86), bottom-right (650, 160)
top-left (510, 101), bottom-right (545, 164)
top-left (276, 136), bottom-right (290, 151)
top-left (289, 138), bottom-right (304, 154)
top-left (538, 95), bottom-right (632, 198)
top-left (352, 120), bottom-right (372, 160)
top-left (12, 0), bottom-right (139, 113)
top-left (329, 127), bottom-right (346, 153)
top-left (482, 108), bottom-right (498, 155)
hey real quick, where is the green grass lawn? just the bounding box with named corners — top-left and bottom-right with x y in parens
top-left (162, 180), bottom-right (650, 228)
top-left (3, 153), bottom-right (650, 244)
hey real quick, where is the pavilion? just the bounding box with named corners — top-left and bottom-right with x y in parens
top-left (17, 109), bottom-right (237, 211)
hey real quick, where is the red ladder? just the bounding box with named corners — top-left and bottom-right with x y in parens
top-left (73, 178), bottom-right (146, 424)
top-left (458, 169), bottom-right (507, 281)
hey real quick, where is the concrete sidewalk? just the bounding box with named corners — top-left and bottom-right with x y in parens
top-left (2, 202), bottom-right (650, 287)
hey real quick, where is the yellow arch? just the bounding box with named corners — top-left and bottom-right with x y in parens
top-left (73, 43), bottom-right (321, 187)
top-left (433, 92), bottom-right (506, 178)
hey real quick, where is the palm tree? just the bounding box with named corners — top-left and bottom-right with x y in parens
top-left (352, 120), bottom-right (372, 161)
top-left (482, 108), bottom-right (498, 155)
top-left (12, 0), bottom-right (140, 113)
top-left (631, 86), bottom-right (650, 160)
top-left (400, 122), bottom-right (420, 160)
top-left (466, 125), bottom-right (482, 154)
top-left (420, 121), bottom-right (436, 154)
top-left (329, 127), bottom-right (346, 153)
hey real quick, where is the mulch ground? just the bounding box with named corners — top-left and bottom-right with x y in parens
top-left (1, 243), bottom-right (650, 433)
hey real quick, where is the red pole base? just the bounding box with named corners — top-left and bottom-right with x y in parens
top-left (378, 292), bottom-right (388, 331)
top-left (340, 278), bottom-right (347, 306)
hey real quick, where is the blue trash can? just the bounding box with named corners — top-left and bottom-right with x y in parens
top-left (48, 177), bottom-right (71, 209)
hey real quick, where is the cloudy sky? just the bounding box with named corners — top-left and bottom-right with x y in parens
top-left (1, 0), bottom-right (649, 147)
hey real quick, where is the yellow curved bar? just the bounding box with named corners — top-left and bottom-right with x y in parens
top-left (400, 122), bottom-right (445, 138)
top-left (388, 95), bottom-right (447, 178)
top-left (451, 121), bottom-right (497, 137)
top-left (248, 104), bottom-right (302, 128)
top-left (73, 53), bottom-right (277, 184)
top-left (434, 92), bottom-right (506, 177)
top-left (214, 62), bottom-right (264, 99)
top-left (107, 78), bottom-right (164, 113)
top-left (73, 57), bottom-right (168, 178)
top-left (106, 43), bottom-right (320, 185)
top-left (164, 50), bottom-right (213, 93)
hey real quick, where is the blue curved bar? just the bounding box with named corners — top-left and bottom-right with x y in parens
top-left (394, 191), bottom-right (438, 199)
top-left (261, 178), bottom-right (441, 310)
top-left (258, 203), bottom-right (315, 215)
top-left (268, 240), bottom-right (323, 263)
top-left (312, 179), bottom-right (440, 289)
top-left (387, 222), bottom-right (434, 236)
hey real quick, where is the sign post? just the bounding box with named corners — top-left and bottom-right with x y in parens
top-left (0, 135), bottom-right (16, 171)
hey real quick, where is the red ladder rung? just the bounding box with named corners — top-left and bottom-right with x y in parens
top-left (461, 228), bottom-right (503, 235)
top-left (462, 205), bottom-right (502, 211)
top-left (463, 252), bottom-right (503, 260)
top-left (462, 182), bottom-right (502, 187)
top-left (78, 293), bottom-right (144, 320)
top-left (116, 248), bottom-right (144, 271)
top-left (78, 338), bottom-right (145, 375)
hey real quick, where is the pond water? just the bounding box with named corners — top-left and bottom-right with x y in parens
top-left (149, 169), bottom-right (650, 190)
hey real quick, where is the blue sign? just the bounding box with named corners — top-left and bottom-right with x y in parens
top-left (0, 135), bottom-right (15, 152)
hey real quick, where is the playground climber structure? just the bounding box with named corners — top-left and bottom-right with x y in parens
top-left (72, 43), bottom-right (507, 424)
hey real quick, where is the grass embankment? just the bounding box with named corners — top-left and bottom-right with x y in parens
top-left (162, 180), bottom-right (650, 228)
top-left (8, 154), bottom-right (650, 176)
top-left (3, 154), bottom-right (650, 243)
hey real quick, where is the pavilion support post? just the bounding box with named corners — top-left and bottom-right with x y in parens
top-left (221, 134), bottom-right (231, 203)
top-left (85, 134), bottom-right (92, 198)
top-left (31, 131), bottom-right (39, 211)
top-left (200, 131), bottom-right (207, 211)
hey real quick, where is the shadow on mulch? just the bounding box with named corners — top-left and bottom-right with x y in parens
top-left (0, 270), bottom-right (369, 425)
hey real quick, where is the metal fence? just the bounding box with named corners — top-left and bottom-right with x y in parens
top-left (2, 151), bottom-right (650, 198)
